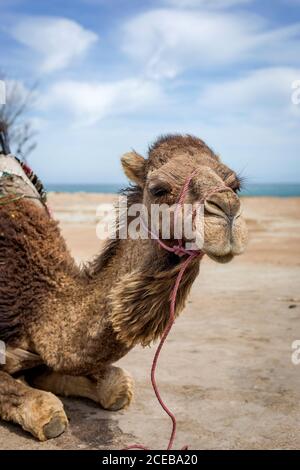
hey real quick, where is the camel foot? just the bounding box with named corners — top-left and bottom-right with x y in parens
top-left (97, 366), bottom-right (134, 411)
top-left (20, 390), bottom-right (68, 441)
top-left (43, 412), bottom-right (68, 440)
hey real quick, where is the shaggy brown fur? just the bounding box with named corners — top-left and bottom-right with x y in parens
top-left (0, 134), bottom-right (248, 440)
top-left (148, 133), bottom-right (216, 169)
top-left (0, 199), bottom-right (77, 343)
top-left (109, 250), bottom-right (199, 347)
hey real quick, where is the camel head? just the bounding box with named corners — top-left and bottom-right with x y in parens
top-left (121, 134), bottom-right (248, 263)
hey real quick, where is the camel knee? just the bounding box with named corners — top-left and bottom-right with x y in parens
top-left (95, 366), bottom-right (134, 411)
top-left (0, 371), bottom-right (68, 441)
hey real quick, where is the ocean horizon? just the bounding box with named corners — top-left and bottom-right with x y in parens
top-left (45, 183), bottom-right (300, 197)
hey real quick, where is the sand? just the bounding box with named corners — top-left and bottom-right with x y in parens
top-left (0, 194), bottom-right (299, 450)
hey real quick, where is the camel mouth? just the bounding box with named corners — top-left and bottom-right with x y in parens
top-left (206, 252), bottom-right (234, 264)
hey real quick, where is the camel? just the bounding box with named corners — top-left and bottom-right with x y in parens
top-left (0, 132), bottom-right (248, 441)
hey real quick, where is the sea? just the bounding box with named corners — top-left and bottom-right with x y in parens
top-left (45, 183), bottom-right (300, 197)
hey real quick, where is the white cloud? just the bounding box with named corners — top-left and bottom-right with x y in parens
top-left (41, 78), bottom-right (165, 125)
top-left (122, 9), bottom-right (300, 79)
top-left (199, 67), bottom-right (300, 118)
top-left (164, 0), bottom-right (252, 8)
top-left (11, 16), bottom-right (98, 72)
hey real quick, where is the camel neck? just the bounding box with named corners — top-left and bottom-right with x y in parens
top-left (87, 237), bottom-right (201, 350)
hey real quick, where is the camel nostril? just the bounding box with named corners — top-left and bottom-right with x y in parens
top-left (204, 191), bottom-right (240, 219)
top-left (205, 200), bottom-right (224, 213)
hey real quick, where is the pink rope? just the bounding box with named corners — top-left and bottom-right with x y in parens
top-left (124, 174), bottom-right (228, 451)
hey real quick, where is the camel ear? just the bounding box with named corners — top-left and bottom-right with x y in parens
top-left (121, 151), bottom-right (146, 186)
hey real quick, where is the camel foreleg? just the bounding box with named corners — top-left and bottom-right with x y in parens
top-left (30, 366), bottom-right (134, 411)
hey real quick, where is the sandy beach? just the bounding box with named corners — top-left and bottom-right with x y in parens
top-left (0, 194), bottom-right (300, 450)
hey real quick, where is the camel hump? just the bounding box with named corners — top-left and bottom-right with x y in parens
top-left (0, 154), bottom-right (47, 211)
top-left (0, 121), bottom-right (47, 206)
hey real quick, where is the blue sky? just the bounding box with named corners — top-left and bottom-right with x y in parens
top-left (0, 0), bottom-right (300, 184)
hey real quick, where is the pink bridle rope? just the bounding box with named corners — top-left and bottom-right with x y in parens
top-left (125, 173), bottom-right (227, 451)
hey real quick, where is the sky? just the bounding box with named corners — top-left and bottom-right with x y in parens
top-left (0, 0), bottom-right (300, 184)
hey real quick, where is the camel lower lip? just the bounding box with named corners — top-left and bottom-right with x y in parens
top-left (206, 252), bottom-right (234, 264)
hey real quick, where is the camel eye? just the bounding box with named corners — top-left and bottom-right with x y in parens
top-left (231, 182), bottom-right (241, 193)
top-left (149, 185), bottom-right (169, 197)
top-left (225, 173), bottom-right (241, 193)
